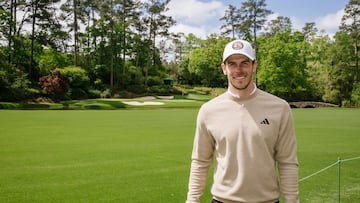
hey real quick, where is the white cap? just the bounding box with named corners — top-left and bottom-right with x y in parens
top-left (222, 39), bottom-right (256, 62)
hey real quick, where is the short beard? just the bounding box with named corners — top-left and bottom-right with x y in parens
top-left (230, 79), bottom-right (252, 91)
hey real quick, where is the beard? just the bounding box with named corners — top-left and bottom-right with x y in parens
top-left (229, 73), bottom-right (253, 91)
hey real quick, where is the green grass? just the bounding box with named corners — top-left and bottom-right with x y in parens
top-left (0, 108), bottom-right (359, 203)
top-left (293, 108), bottom-right (360, 203)
top-left (0, 109), bottom-right (198, 203)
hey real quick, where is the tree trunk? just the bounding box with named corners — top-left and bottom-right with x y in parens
top-left (30, 0), bottom-right (37, 79)
top-left (73, 0), bottom-right (78, 66)
top-left (8, 0), bottom-right (16, 63)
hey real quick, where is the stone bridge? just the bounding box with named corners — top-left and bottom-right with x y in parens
top-left (288, 101), bottom-right (339, 108)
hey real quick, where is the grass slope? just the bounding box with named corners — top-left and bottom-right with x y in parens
top-left (0, 108), bottom-right (359, 202)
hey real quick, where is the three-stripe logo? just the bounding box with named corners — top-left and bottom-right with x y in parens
top-left (260, 118), bottom-right (270, 125)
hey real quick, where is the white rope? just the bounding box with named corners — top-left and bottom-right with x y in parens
top-left (299, 156), bottom-right (360, 183)
top-left (341, 156), bottom-right (360, 162)
top-left (299, 161), bottom-right (339, 182)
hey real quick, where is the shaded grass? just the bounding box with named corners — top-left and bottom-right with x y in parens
top-left (61, 99), bottom-right (127, 109)
top-left (0, 97), bottom-right (204, 110)
top-left (0, 108), bottom-right (359, 202)
top-left (0, 102), bottom-right (64, 110)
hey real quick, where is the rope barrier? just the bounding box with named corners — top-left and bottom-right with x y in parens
top-left (341, 156), bottom-right (360, 162)
top-left (298, 156), bottom-right (360, 202)
top-left (299, 161), bottom-right (339, 182)
top-left (299, 156), bottom-right (360, 183)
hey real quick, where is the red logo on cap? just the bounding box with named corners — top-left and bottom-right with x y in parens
top-left (232, 41), bottom-right (243, 50)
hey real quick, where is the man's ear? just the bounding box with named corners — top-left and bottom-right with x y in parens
top-left (252, 61), bottom-right (257, 73)
top-left (221, 63), bottom-right (227, 75)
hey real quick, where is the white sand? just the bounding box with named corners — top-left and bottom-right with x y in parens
top-left (122, 101), bottom-right (164, 106)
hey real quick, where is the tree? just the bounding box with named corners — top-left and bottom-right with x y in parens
top-left (220, 5), bottom-right (240, 39)
top-left (257, 30), bottom-right (309, 101)
top-left (302, 22), bottom-right (318, 41)
top-left (238, 0), bottom-right (272, 85)
top-left (38, 48), bottom-right (70, 76)
top-left (113, 0), bottom-right (142, 88)
top-left (1, 0), bottom-right (29, 69)
top-left (340, 0), bottom-right (360, 83)
top-left (170, 32), bottom-right (185, 64)
top-left (82, 0), bottom-right (141, 90)
top-left (175, 33), bottom-right (203, 85)
top-left (0, 1), bottom-right (12, 62)
top-left (1, 0), bottom-right (17, 63)
top-left (29, 0), bottom-right (62, 80)
top-left (188, 35), bottom-right (228, 87)
top-left (0, 0), bottom-right (177, 101)
top-left (142, 0), bottom-right (175, 88)
top-left (263, 16), bottom-right (292, 37)
top-left (77, 0), bottom-right (99, 68)
top-left (305, 34), bottom-right (332, 101)
top-left (238, 0), bottom-right (272, 48)
top-left (0, 48), bottom-right (33, 101)
top-left (323, 32), bottom-right (355, 106)
top-left (61, 0), bottom-right (87, 66)
top-left (0, 6), bottom-right (9, 41)
top-left (120, 0), bottom-right (142, 73)
top-left (350, 81), bottom-right (360, 106)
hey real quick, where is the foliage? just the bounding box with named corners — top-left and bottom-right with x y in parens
top-left (323, 32), bottom-right (356, 106)
top-left (56, 66), bottom-right (90, 99)
top-left (38, 69), bottom-right (69, 101)
top-left (257, 30), bottom-right (310, 101)
top-left (0, 5), bottom-right (10, 40)
top-left (38, 48), bottom-right (70, 76)
top-left (305, 34), bottom-right (332, 100)
top-left (263, 16), bottom-right (292, 37)
top-left (220, 5), bottom-right (240, 39)
top-left (238, 0), bottom-right (272, 43)
top-left (59, 66), bottom-right (89, 89)
top-left (188, 36), bottom-right (228, 87)
top-left (0, 0), bottom-right (359, 106)
top-left (350, 82), bottom-right (360, 107)
top-left (0, 51), bottom-right (35, 101)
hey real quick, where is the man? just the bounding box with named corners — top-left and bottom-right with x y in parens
top-left (186, 39), bottom-right (299, 203)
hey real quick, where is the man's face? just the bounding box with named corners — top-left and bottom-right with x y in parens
top-left (221, 54), bottom-right (256, 93)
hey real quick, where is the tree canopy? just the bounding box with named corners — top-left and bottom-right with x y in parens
top-left (0, 0), bottom-right (359, 107)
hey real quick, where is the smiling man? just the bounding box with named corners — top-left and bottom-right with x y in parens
top-left (186, 39), bottom-right (299, 203)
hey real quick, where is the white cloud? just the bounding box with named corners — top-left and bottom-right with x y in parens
top-left (165, 1), bottom-right (344, 39)
top-left (287, 9), bottom-right (344, 38)
top-left (265, 9), bottom-right (344, 37)
top-left (166, 0), bottom-right (225, 25)
top-left (169, 24), bottom-right (208, 39)
top-left (290, 17), bottom-right (304, 31)
top-left (267, 12), bottom-right (280, 21)
top-left (164, 0), bottom-right (227, 38)
top-left (315, 9), bottom-right (344, 33)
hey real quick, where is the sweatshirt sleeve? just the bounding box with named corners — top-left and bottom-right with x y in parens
top-left (276, 104), bottom-right (299, 203)
top-left (186, 107), bottom-right (215, 203)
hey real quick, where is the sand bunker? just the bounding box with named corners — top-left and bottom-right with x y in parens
top-left (122, 101), bottom-right (164, 106)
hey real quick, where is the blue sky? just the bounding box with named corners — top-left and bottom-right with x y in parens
top-left (166, 0), bottom-right (349, 38)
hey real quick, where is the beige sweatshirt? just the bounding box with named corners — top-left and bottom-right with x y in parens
top-left (186, 90), bottom-right (299, 203)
